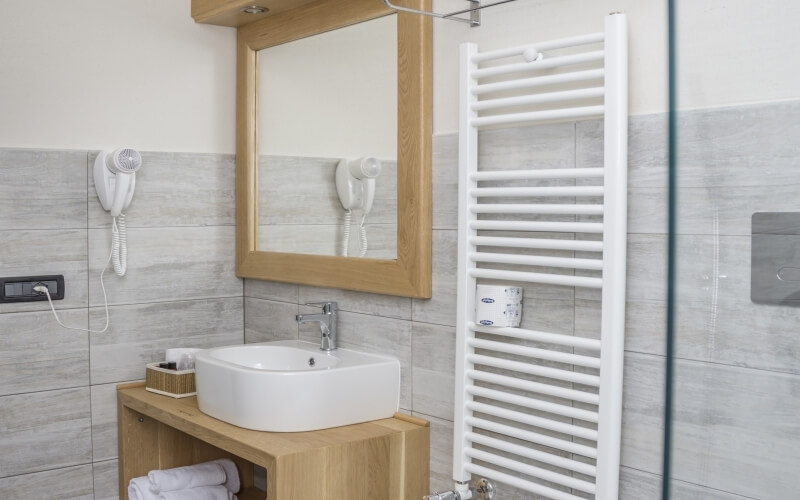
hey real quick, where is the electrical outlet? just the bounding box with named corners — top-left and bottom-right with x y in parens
top-left (0, 275), bottom-right (64, 303)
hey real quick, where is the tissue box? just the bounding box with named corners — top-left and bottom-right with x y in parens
top-left (145, 363), bottom-right (196, 398)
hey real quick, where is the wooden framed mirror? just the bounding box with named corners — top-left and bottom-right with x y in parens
top-left (235, 0), bottom-right (432, 298)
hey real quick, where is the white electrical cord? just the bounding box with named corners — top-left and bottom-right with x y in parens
top-left (342, 209), bottom-right (353, 256)
top-left (342, 210), bottom-right (369, 257)
top-left (358, 213), bottom-right (368, 258)
top-left (111, 213), bottom-right (128, 276)
top-left (34, 244), bottom-right (113, 334)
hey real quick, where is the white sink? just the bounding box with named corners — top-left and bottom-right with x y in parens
top-left (194, 340), bottom-right (400, 432)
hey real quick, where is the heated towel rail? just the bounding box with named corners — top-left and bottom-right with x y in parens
top-left (452, 13), bottom-right (628, 500)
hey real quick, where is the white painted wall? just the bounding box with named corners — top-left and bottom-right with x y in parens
top-left (432, 0), bottom-right (800, 134)
top-left (673, 0), bottom-right (800, 112)
top-left (0, 0), bottom-right (236, 153)
top-left (258, 15), bottom-right (397, 159)
top-left (2, 0), bottom-right (799, 151)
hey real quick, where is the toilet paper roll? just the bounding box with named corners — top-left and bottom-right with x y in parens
top-left (475, 284), bottom-right (523, 304)
top-left (474, 284), bottom-right (523, 327)
top-left (475, 300), bottom-right (521, 327)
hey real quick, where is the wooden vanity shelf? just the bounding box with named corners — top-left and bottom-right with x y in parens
top-left (117, 383), bottom-right (429, 500)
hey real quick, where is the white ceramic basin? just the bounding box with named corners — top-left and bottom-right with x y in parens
top-left (194, 340), bottom-right (400, 432)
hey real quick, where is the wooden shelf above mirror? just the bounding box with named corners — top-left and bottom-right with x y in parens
top-left (191, 0), bottom-right (321, 27)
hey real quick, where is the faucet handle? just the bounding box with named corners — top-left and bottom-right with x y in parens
top-left (304, 301), bottom-right (338, 313)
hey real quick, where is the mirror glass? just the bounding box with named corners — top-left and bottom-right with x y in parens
top-left (256, 15), bottom-right (398, 259)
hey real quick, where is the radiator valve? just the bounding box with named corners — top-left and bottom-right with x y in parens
top-left (424, 479), bottom-right (494, 500)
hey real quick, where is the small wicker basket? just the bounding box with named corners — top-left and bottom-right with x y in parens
top-left (145, 363), bottom-right (196, 398)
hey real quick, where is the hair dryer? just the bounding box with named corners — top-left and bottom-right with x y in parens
top-left (94, 148), bottom-right (142, 276)
top-left (94, 148), bottom-right (142, 217)
top-left (336, 157), bottom-right (381, 257)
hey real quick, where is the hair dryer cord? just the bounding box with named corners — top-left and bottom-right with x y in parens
top-left (358, 213), bottom-right (368, 258)
top-left (111, 214), bottom-right (128, 276)
top-left (35, 245), bottom-right (113, 333)
top-left (341, 209), bottom-right (353, 256)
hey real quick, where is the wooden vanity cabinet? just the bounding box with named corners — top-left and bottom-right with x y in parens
top-left (117, 383), bottom-right (429, 500)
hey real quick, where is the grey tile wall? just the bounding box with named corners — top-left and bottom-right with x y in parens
top-left (0, 309), bottom-right (89, 395)
top-left (0, 148), bottom-right (243, 499)
top-left (5, 101), bottom-right (799, 498)
top-left (0, 149), bottom-right (88, 231)
top-left (87, 226), bottom-right (241, 306)
top-left (89, 297), bottom-right (242, 384)
top-left (0, 464), bottom-right (94, 499)
top-left (242, 100), bottom-right (800, 499)
top-left (87, 152), bottom-right (236, 229)
top-left (258, 156), bottom-right (398, 225)
top-left (244, 297), bottom-right (299, 343)
top-left (619, 467), bottom-right (755, 500)
top-left (411, 322), bottom-right (456, 420)
top-left (92, 460), bottom-right (120, 500)
top-left (258, 222), bottom-right (397, 258)
top-left (578, 103), bottom-right (800, 498)
top-left (0, 229), bottom-right (89, 313)
top-left (90, 384), bottom-right (120, 462)
top-left (257, 155), bottom-right (398, 258)
top-left (0, 387), bottom-right (92, 477)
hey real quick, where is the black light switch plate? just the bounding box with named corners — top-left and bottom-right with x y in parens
top-left (0, 275), bottom-right (64, 303)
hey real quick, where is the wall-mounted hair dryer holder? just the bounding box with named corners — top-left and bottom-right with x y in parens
top-left (335, 157), bottom-right (382, 258)
top-left (93, 148), bottom-right (142, 217)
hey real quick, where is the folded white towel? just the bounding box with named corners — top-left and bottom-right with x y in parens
top-left (128, 476), bottom-right (159, 500)
top-left (206, 458), bottom-right (240, 493)
top-left (148, 462), bottom-right (226, 492)
top-left (158, 485), bottom-right (236, 500)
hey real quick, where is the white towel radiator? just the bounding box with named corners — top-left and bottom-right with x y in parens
top-left (449, 13), bottom-right (628, 500)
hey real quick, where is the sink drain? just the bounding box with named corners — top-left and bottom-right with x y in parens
top-left (308, 357), bottom-right (316, 367)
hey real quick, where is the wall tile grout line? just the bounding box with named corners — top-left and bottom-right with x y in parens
top-left (0, 227), bottom-right (90, 232)
top-left (85, 151), bottom-right (96, 478)
top-left (0, 384), bottom-right (93, 400)
top-left (623, 349), bottom-right (800, 378)
top-left (620, 465), bottom-right (760, 500)
top-left (0, 463), bottom-right (95, 481)
top-left (85, 294), bottom-right (245, 310)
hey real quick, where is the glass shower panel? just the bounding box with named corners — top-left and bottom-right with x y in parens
top-left (666, 1), bottom-right (800, 498)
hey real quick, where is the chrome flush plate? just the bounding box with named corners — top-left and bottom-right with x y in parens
top-left (751, 212), bottom-right (800, 305)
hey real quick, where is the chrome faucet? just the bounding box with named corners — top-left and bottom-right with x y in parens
top-left (296, 301), bottom-right (338, 351)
